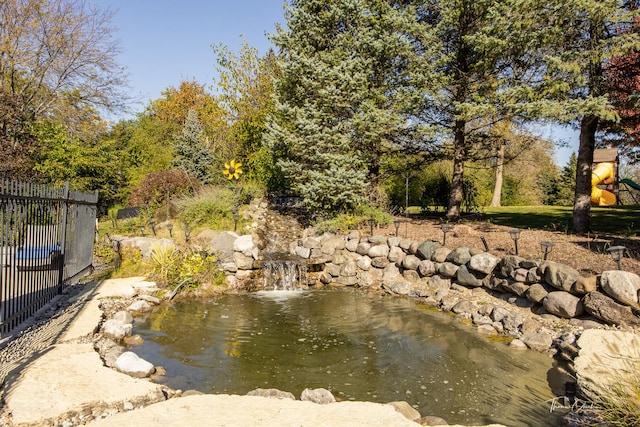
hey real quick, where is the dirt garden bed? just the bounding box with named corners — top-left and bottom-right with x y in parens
top-left (366, 216), bottom-right (640, 277)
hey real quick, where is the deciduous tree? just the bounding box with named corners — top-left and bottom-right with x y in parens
top-left (531, 1), bottom-right (639, 232)
top-left (212, 41), bottom-right (279, 187)
top-left (0, 89), bottom-right (39, 179)
top-left (0, 0), bottom-right (127, 126)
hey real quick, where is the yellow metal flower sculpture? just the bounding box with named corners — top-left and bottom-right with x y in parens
top-left (223, 160), bottom-right (243, 180)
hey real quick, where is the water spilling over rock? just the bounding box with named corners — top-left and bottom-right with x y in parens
top-left (262, 254), bottom-right (308, 290)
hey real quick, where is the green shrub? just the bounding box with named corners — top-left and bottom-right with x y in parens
top-left (313, 205), bottom-right (393, 234)
top-left (112, 246), bottom-right (146, 278)
top-left (177, 186), bottom-right (236, 228)
top-left (174, 249), bottom-right (225, 289)
top-left (129, 169), bottom-right (197, 207)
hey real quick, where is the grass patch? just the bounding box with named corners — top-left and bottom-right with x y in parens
top-left (313, 205), bottom-right (393, 234)
top-left (582, 340), bottom-right (640, 426)
top-left (481, 206), bottom-right (640, 236)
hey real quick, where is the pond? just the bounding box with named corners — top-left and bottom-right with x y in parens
top-left (131, 288), bottom-right (565, 426)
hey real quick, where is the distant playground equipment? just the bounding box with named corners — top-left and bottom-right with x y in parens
top-left (591, 149), bottom-right (640, 205)
top-left (620, 177), bottom-right (640, 204)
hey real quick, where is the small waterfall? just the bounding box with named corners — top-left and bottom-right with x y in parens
top-left (262, 255), bottom-right (308, 291)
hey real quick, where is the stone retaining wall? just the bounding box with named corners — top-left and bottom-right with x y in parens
top-left (117, 225), bottom-right (640, 354)
top-left (211, 228), bottom-right (640, 330)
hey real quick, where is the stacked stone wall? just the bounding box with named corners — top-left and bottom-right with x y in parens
top-left (287, 231), bottom-right (640, 330)
top-left (117, 223), bottom-right (640, 354)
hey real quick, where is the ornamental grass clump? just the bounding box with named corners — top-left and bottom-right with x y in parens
top-left (147, 243), bottom-right (180, 285)
top-left (582, 341), bottom-right (640, 427)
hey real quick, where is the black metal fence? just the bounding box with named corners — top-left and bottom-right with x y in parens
top-left (0, 179), bottom-right (98, 337)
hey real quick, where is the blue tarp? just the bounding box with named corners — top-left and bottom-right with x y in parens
top-left (16, 245), bottom-right (61, 260)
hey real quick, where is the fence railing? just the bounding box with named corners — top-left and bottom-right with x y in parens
top-left (0, 179), bottom-right (98, 337)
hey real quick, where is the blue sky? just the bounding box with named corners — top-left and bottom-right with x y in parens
top-left (102, 0), bottom-right (286, 111)
top-left (102, 0), bottom-right (577, 166)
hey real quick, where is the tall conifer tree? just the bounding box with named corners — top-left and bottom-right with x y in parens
top-left (265, 0), bottom-right (419, 213)
top-left (171, 110), bottom-right (215, 184)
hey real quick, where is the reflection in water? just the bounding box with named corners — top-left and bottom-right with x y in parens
top-left (132, 288), bottom-right (564, 426)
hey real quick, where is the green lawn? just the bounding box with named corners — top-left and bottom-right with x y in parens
top-left (481, 205), bottom-right (640, 236)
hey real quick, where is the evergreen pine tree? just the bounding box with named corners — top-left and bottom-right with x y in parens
top-left (557, 153), bottom-right (578, 206)
top-left (265, 0), bottom-right (419, 214)
top-left (171, 109), bottom-right (215, 183)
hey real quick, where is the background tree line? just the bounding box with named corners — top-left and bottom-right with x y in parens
top-left (2, 0), bottom-right (640, 232)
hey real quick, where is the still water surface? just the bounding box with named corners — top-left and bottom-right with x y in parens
top-left (132, 288), bottom-right (564, 426)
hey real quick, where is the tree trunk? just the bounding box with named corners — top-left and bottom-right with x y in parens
top-left (447, 119), bottom-right (466, 221)
top-left (490, 142), bottom-right (505, 207)
top-left (572, 114), bottom-right (598, 234)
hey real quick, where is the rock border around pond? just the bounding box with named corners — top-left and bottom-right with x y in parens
top-left (104, 202), bottom-right (640, 426)
top-left (155, 224), bottom-right (639, 356)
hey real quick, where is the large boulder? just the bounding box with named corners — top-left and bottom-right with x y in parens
top-left (368, 244), bottom-right (390, 258)
top-left (543, 291), bottom-right (584, 318)
top-left (388, 246), bottom-right (405, 263)
top-left (582, 291), bottom-right (640, 327)
top-left (401, 254), bottom-right (421, 271)
top-left (295, 245), bottom-right (311, 259)
top-left (445, 247), bottom-right (472, 265)
top-left (574, 329), bottom-right (640, 401)
top-left (436, 262), bottom-right (459, 278)
top-left (115, 351), bottom-right (155, 378)
top-left (340, 260), bottom-right (358, 277)
top-left (301, 236), bottom-right (321, 249)
top-left (417, 260), bottom-right (436, 277)
top-left (501, 311), bottom-right (524, 335)
top-left (496, 256), bottom-right (523, 279)
top-left (371, 256), bottom-right (389, 268)
top-left (525, 283), bottom-right (549, 304)
top-left (300, 388), bottom-right (336, 404)
top-left (345, 239), bottom-right (359, 252)
top-left (356, 242), bottom-right (371, 256)
top-left (233, 235), bottom-right (259, 259)
top-left (502, 280), bottom-right (530, 297)
top-left (102, 319), bottom-right (132, 341)
top-left (428, 275), bottom-right (451, 290)
top-left (543, 262), bottom-right (581, 292)
top-left (233, 252), bottom-right (255, 270)
top-left (209, 231), bottom-right (239, 253)
top-left (456, 265), bottom-right (483, 287)
top-left (600, 270), bottom-right (640, 307)
top-left (416, 241), bottom-right (438, 261)
top-left (520, 332), bottom-right (553, 352)
top-left (468, 252), bottom-right (499, 275)
top-left (572, 275), bottom-right (598, 295)
top-left (321, 236), bottom-right (346, 255)
top-left (451, 300), bottom-right (476, 315)
top-left (384, 279), bottom-right (412, 295)
top-left (357, 271), bottom-right (376, 287)
top-left (356, 255), bottom-right (372, 271)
